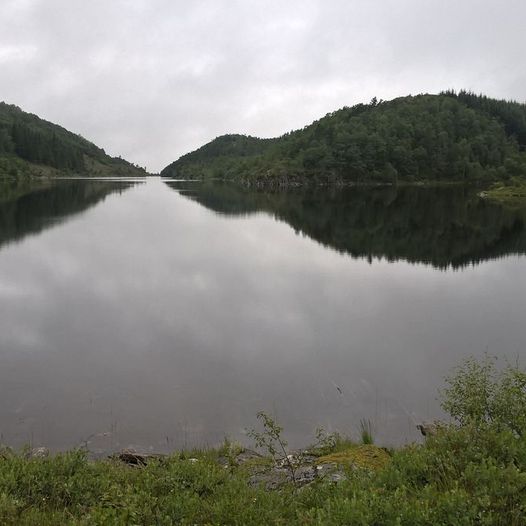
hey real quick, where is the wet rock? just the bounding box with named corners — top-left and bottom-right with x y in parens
top-left (275, 452), bottom-right (318, 468)
top-left (234, 449), bottom-right (263, 465)
top-left (114, 449), bottom-right (165, 466)
top-left (248, 461), bottom-right (343, 489)
top-left (417, 421), bottom-right (445, 437)
top-left (248, 469), bottom-right (289, 490)
top-left (316, 462), bottom-right (346, 483)
top-left (246, 452), bottom-right (342, 490)
top-left (30, 447), bottom-right (50, 458)
top-left (218, 447), bottom-right (352, 490)
top-left (216, 457), bottom-right (230, 469)
top-left (293, 465), bottom-right (317, 486)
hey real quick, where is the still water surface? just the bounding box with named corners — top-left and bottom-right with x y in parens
top-left (1, 177), bottom-right (525, 453)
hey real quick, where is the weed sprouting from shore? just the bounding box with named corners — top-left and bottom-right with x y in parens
top-left (247, 411), bottom-right (302, 487)
top-left (359, 418), bottom-right (374, 445)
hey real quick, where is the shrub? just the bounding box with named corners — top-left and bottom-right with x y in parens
top-left (441, 355), bottom-right (526, 436)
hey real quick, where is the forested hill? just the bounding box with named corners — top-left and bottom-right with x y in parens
top-left (161, 92), bottom-right (526, 184)
top-left (0, 102), bottom-right (147, 178)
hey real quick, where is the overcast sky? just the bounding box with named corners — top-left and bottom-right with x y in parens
top-left (1, 0), bottom-right (525, 172)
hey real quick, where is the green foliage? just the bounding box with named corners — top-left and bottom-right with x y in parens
top-left (247, 411), bottom-right (288, 460)
top-left (162, 93), bottom-right (526, 184)
top-left (310, 428), bottom-right (353, 456)
top-left (442, 355), bottom-right (526, 437)
top-left (247, 411), bottom-right (303, 486)
top-left (442, 89), bottom-right (526, 148)
top-left (484, 177), bottom-right (526, 206)
top-left (0, 102), bottom-right (147, 177)
top-left (359, 419), bottom-right (374, 445)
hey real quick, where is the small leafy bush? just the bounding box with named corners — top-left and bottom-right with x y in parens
top-left (442, 355), bottom-right (526, 436)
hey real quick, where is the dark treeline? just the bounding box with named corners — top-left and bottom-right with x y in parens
top-left (0, 102), bottom-right (146, 177)
top-left (442, 90), bottom-right (526, 148)
top-left (0, 179), bottom-right (138, 248)
top-left (162, 92), bottom-right (526, 184)
top-left (167, 181), bottom-right (526, 269)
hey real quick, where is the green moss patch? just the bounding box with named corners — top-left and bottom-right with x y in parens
top-left (317, 445), bottom-right (391, 471)
top-left (482, 179), bottom-right (526, 207)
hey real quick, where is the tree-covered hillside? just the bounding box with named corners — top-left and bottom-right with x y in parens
top-left (0, 102), bottom-right (147, 178)
top-left (161, 92), bottom-right (526, 184)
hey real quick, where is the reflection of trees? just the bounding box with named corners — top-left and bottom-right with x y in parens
top-left (167, 181), bottom-right (526, 269)
top-left (0, 179), bottom-right (137, 248)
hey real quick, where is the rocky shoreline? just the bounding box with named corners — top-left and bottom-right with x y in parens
top-left (20, 439), bottom-right (392, 491)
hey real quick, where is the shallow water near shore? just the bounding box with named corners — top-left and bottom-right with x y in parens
top-left (1, 177), bottom-right (526, 454)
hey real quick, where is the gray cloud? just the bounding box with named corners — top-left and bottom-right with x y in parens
top-left (1, 0), bottom-right (525, 171)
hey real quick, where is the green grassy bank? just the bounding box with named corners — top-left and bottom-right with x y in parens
top-left (482, 178), bottom-right (526, 207)
top-left (1, 356), bottom-right (525, 525)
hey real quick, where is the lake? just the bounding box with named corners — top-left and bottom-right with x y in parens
top-left (1, 177), bottom-right (525, 454)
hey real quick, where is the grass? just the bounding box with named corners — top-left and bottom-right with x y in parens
top-left (359, 418), bottom-right (374, 445)
top-left (481, 177), bottom-right (526, 206)
top-left (319, 444), bottom-right (390, 471)
top-left (0, 154), bottom-right (64, 180)
top-left (317, 444), bottom-right (390, 471)
top-left (1, 356), bottom-right (526, 524)
top-left (0, 427), bottom-right (525, 525)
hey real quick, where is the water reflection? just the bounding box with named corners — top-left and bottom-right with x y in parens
top-left (0, 177), bottom-right (139, 249)
top-left (1, 178), bottom-right (525, 454)
top-left (166, 181), bottom-right (526, 269)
